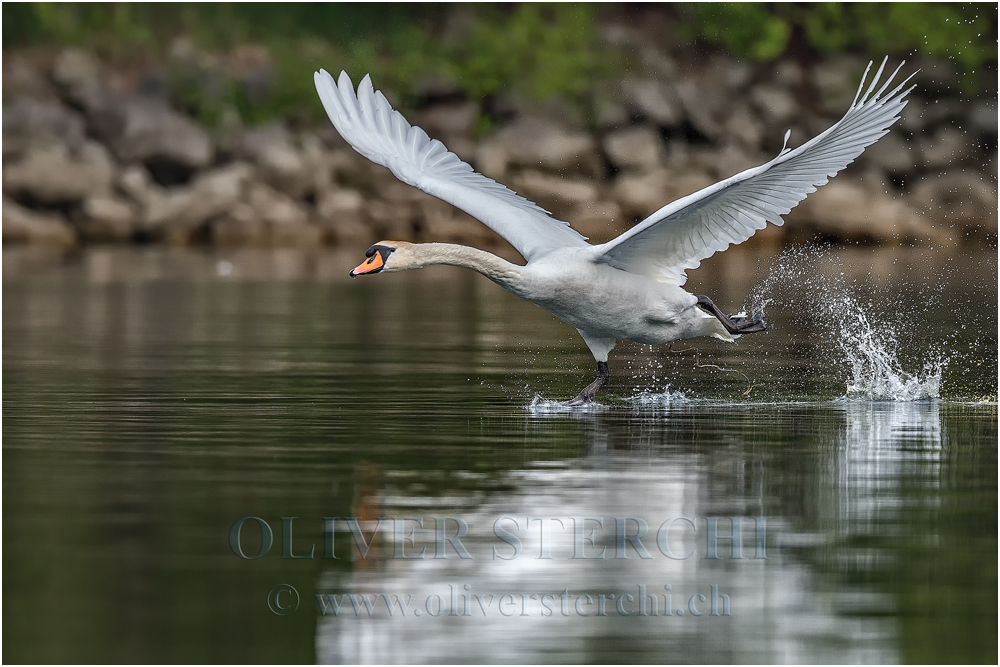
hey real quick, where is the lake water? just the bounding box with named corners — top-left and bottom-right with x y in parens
top-left (3, 244), bottom-right (997, 664)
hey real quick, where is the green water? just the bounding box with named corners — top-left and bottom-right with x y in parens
top-left (3, 245), bottom-right (997, 664)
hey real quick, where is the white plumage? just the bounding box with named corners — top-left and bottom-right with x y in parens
top-left (315, 59), bottom-right (915, 402)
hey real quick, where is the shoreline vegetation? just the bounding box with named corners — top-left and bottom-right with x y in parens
top-left (3, 3), bottom-right (996, 250)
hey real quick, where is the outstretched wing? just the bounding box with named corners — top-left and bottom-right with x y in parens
top-left (593, 58), bottom-right (916, 285)
top-left (314, 69), bottom-right (588, 262)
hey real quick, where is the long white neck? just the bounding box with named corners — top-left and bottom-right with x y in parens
top-left (404, 243), bottom-right (526, 293)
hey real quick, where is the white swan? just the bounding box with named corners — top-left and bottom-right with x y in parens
top-left (314, 59), bottom-right (915, 403)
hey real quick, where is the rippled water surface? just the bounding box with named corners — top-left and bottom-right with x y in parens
top-left (4, 245), bottom-right (997, 664)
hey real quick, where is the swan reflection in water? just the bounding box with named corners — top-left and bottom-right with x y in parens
top-left (315, 400), bottom-right (946, 664)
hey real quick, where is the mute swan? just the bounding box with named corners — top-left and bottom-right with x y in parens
top-left (314, 58), bottom-right (914, 403)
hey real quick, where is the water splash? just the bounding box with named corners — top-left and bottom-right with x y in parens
top-left (836, 308), bottom-right (942, 401)
top-left (527, 395), bottom-right (605, 414)
top-left (625, 386), bottom-right (690, 407)
top-left (749, 246), bottom-right (945, 402)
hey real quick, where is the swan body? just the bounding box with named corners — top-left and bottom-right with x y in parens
top-left (316, 59), bottom-right (915, 402)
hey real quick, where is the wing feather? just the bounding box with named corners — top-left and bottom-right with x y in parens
top-left (314, 69), bottom-right (587, 261)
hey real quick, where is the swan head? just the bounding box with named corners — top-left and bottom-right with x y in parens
top-left (349, 241), bottom-right (415, 277)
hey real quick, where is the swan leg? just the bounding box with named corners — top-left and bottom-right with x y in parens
top-left (696, 295), bottom-right (768, 334)
top-left (569, 361), bottom-right (610, 405)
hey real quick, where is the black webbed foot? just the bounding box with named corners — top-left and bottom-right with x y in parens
top-left (697, 295), bottom-right (768, 335)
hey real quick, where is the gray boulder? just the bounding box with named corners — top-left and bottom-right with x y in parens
top-left (510, 170), bottom-right (600, 217)
top-left (51, 49), bottom-right (106, 111)
top-left (921, 127), bottom-right (971, 169)
top-left (2, 196), bottom-right (77, 245)
top-left (3, 141), bottom-right (114, 204)
top-left (2, 99), bottom-right (86, 160)
top-left (90, 97), bottom-right (213, 175)
top-left (602, 125), bottom-right (665, 172)
top-left (316, 188), bottom-right (370, 244)
top-left (620, 79), bottom-right (682, 127)
top-left (475, 117), bottom-right (602, 180)
top-left (750, 84), bottom-right (799, 125)
top-left (213, 182), bottom-right (321, 246)
top-left (862, 132), bottom-right (920, 173)
top-left (143, 162), bottom-right (254, 242)
top-left (237, 123), bottom-right (309, 198)
top-left (78, 195), bottom-right (138, 242)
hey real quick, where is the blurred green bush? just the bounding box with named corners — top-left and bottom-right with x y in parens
top-left (3, 2), bottom-right (996, 130)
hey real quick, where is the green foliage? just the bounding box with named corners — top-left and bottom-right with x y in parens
top-left (678, 4), bottom-right (792, 61)
top-left (442, 5), bottom-right (610, 103)
top-left (681, 2), bottom-right (996, 77)
top-left (3, 2), bottom-right (996, 128)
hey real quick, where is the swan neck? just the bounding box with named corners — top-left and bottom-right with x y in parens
top-left (413, 243), bottom-right (523, 288)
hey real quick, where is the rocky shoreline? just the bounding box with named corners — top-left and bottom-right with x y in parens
top-left (4, 40), bottom-right (997, 251)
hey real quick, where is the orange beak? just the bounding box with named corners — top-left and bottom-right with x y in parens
top-left (350, 251), bottom-right (384, 277)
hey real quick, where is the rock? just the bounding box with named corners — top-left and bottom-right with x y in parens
top-left (710, 54), bottom-right (754, 91)
top-left (366, 199), bottom-right (419, 241)
top-left (443, 136), bottom-right (477, 164)
top-left (142, 188), bottom-right (197, 240)
top-left (212, 204), bottom-right (267, 245)
top-left (3, 141), bottom-right (114, 204)
top-left (968, 101), bottom-right (998, 135)
top-left (812, 55), bottom-right (865, 116)
top-left (411, 72), bottom-right (464, 101)
top-left (415, 101), bottom-right (479, 139)
top-left (603, 126), bottom-right (665, 172)
top-left (2, 196), bottom-right (77, 246)
top-left (612, 168), bottom-right (715, 220)
top-left (724, 104), bottom-right (765, 149)
top-left (476, 117), bottom-right (602, 179)
top-left (620, 79), bottom-right (682, 127)
top-left (379, 178), bottom-right (431, 206)
top-left (473, 142), bottom-right (509, 181)
top-left (750, 84), bottom-right (799, 125)
top-left (143, 163), bottom-right (254, 241)
top-left (921, 127), bottom-right (971, 169)
top-left (595, 99), bottom-right (629, 130)
top-left (90, 97), bottom-right (213, 179)
top-left (791, 180), bottom-right (944, 244)
top-left (898, 98), bottom-right (927, 134)
top-left (247, 181), bottom-right (316, 239)
top-left (316, 188), bottom-right (370, 244)
top-left (713, 144), bottom-right (765, 178)
top-left (640, 47), bottom-right (680, 80)
top-left (910, 173), bottom-right (998, 228)
top-left (300, 132), bottom-right (335, 194)
top-left (672, 78), bottom-right (726, 139)
top-left (2, 99), bottom-right (86, 160)
top-left (511, 171), bottom-right (600, 216)
top-left (3, 52), bottom-right (57, 101)
top-left (237, 123), bottom-right (309, 198)
top-left (118, 165), bottom-right (158, 205)
top-left (192, 162), bottom-right (254, 203)
top-left (418, 198), bottom-right (498, 245)
top-left (773, 60), bottom-right (803, 88)
top-left (51, 49), bottom-right (106, 111)
top-left (862, 132), bottom-right (920, 173)
top-left (213, 182), bottom-right (321, 246)
top-left (78, 195), bottom-right (138, 241)
top-left (920, 98), bottom-right (964, 127)
top-left (567, 200), bottom-right (624, 243)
